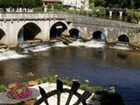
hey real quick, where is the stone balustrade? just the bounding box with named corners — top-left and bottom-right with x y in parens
top-left (0, 12), bottom-right (72, 21)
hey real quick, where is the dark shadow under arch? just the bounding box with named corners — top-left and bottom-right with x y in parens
top-left (0, 29), bottom-right (5, 40)
top-left (50, 22), bottom-right (67, 39)
top-left (18, 23), bottom-right (41, 43)
top-left (69, 28), bottom-right (80, 39)
top-left (92, 31), bottom-right (106, 41)
top-left (118, 35), bottom-right (129, 43)
top-left (0, 29), bottom-right (6, 44)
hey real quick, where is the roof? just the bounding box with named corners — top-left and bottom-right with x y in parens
top-left (42, 0), bottom-right (62, 3)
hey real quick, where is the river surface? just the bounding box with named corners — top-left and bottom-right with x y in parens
top-left (0, 41), bottom-right (140, 105)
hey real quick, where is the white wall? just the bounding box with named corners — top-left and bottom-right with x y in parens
top-left (62, 0), bottom-right (77, 7)
top-left (62, 0), bottom-right (89, 10)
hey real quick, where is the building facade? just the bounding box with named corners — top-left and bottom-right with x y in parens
top-left (62, 0), bottom-right (89, 10)
top-left (42, 0), bottom-right (89, 10)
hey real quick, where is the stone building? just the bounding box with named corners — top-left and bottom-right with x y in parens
top-left (42, 0), bottom-right (89, 10)
top-left (62, 0), bottom-right (89, 10)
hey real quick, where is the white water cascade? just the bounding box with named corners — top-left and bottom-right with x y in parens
top-left (0, 39), bottom-right (132, 61)
top-left (109, 42), bottom-right (132, 50)
top-left (0, 49), bottom-right (27, 61)
top-left (69, 40), bottom-right (105, 48)
top-left (23, 44), bottom-right (51, 53)
top-left (20, 40), bottom-right (106, 53)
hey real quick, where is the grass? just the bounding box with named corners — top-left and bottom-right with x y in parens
top-left (37, 75), bottom-right (57, 84)
top-left (0, 75), bottom-right (104, 94)
top-left (80, 83), bottom-right (102, 93)
top-left (36, 75), bottom-right (103, 93)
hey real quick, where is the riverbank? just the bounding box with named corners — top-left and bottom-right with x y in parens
top-left (0, 75), bottom-right (123, 105)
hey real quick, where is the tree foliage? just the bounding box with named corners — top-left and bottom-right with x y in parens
top-left (93, 0), bottom-right (140, 9)
top-left (53, 3), bottom-right (63, 10)
top-left (93, 7), bottom-right (106, 17)
top-left (0, 0), bottom-right (42, 8)
top-left (126, 10), bottom-right (140, 23)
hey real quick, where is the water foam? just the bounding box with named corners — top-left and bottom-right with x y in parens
top-left (24, 44), bottom-right (51, 53)
top-left (69, 40), bottom-right (105, 48)
top-left (0, 40), bottom-right (131, 61)
top-left (53, 41), bottom-right (68, 48)
top-left (0, 49), bottom-right (27, 61)
top-left (109, 44), bottom-right (132, 50)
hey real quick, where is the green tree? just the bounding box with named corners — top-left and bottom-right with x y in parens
top-left (89, 0), bottom-right (95, 9)
top-left (0, 0), bottom-right (2, 6)
top-left (126, 10), bottom-right (140, 23)
top-left (95, 0), bottom-right (106, 7)
top-left (34, 0), bottom-right (42, 7)
top-left (23, 0), bottom-right (35, 8)
top-left (93, 7), bottom-right (106, 17)
top-left (53, 3), bottom-right (63, 10)
top-left (12, 0), bottom-right (22, 8)
top-left (134, 0), bottom-right (140, 9)
top-left (1, 0), bottom-right (11, 8)
top-left (122, 0), bottom-right (134, 9)
top-left (134, 12), bottom-right (140, 24)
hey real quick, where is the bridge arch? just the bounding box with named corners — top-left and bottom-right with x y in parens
top-left (92, 31), bottom-right (106, 41)
top-left (118, 34), bottom-right (129, 43)
top-left (50, 21), bottom-right (68, 40)
top-left (17, 22), bottom-right (42, 43)
top-left (69, 28), bottom-right (80, 39)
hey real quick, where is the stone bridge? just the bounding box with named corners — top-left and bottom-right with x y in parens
top-left (0, 12), bottom-right (139, 47)
top-left (73, 15), bottom-right (140, 45)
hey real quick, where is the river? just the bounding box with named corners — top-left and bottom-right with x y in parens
top-left (0, 40), bottom-right (140, 105)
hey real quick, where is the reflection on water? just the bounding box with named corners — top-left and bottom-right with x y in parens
top-left (0, 46), bottom-right (140, 105)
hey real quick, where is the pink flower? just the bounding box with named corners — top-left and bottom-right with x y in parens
top-left (7, 83), bottom-right (32, 99)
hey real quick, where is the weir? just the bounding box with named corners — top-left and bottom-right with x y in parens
top-left (0, 44), bottom-right (8, 49)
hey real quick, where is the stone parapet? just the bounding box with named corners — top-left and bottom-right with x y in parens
top-left (0, 13), bottom-right (72, 21)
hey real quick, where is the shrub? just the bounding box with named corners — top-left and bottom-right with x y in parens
top-left (67, 9), bottom-right (77, 14)
top-left (34, 7), bottom-right (43, 12)
top-left (93, 7), bottom-right (106, 17)
top-left (0, 85), bottom-right (7, 92)
top-left (37, 75), bottom-right (57, 84)
top-left (80, 83), bottom-right (102, 93)
top-left (94, 90), bottom-right (125, 105)
top-left (53, 4), bottom-right (64, 11)
top-left (126, 9), bottom-right (140, 24)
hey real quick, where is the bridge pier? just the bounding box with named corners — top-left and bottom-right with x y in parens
top-left (109, 11), bottom-right (113, 19)
top-left (119, 11), bottom-right (123, 20)
top-left (44, 6), bottom-right (47, 12)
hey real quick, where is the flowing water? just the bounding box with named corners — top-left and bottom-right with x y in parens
top-left (0, 40), bottom-right (140, 105)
